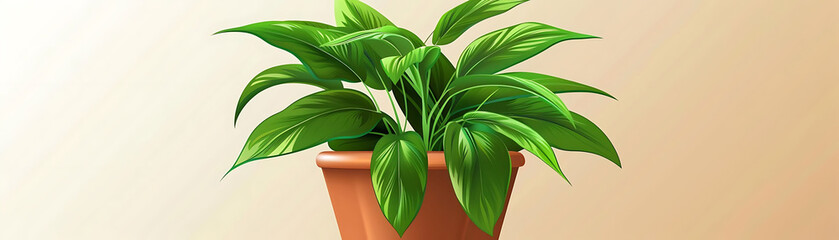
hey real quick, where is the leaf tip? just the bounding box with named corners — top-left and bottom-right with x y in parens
top-left (213, 28), bottom-right (237, 35)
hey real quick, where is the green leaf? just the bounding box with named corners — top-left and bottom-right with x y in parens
top-left (453, 72), bottom-right (613, 113)
top-left (327, 120), bottom-right (388, 151)
top-left (371, 131), bottom-right (428, 236)
top-left (381, 46), bottom-right (441, 85)
top-left (228, 89), bottom-right (383, 176)
top-left (432, 0), bottom-right (528, 45)
top-left (235, 64), bottom-right (343, 125)
top-left (217, 21), bottom-right (368, 83)
top-left (319, 25), bottom-right (423, 90)
top-left (445, 74), bottom-right (574, 124)
top-left (461, 111), bottom-right (567, 182)
top-left (456, 22), bottom-right (598, 77)
top-left (443, 121), bottom-right (511, 235)
top-left (429, 54), bottom-right (456, 99)
top-left (321, 25), bottom-right (414, 52)
top-left (480, 98), bottom-right (620, 167)
top-left (335, 0), bottom-right (394, 31)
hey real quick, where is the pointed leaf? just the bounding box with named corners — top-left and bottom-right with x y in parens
top-left (432, 0), bottom-right (528, 45)
top-left (371, 131), bottom-right (428, 236)
top-left (443, 121), bottom-right (511, 235)
top-left (335, 0), bottom-right (394, 31)
top-left (457, 22), bottom-right (598, 77)
top-left (462, 111), bottom-right (567, 182)
top-left (445, 74), bottom-right (574, 124)
top-left (235, 64), bottom-right (343, 124)
top-left (453, 72), bottom-right (613, 113)
top-left (217, 21), bottom-right (367, 82)
top-left (228, 89), bottom-right (383, 175)
top-left (481, 98), bottom-right (620, 167)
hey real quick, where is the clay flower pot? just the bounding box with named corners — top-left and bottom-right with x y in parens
top-left (317, 151), bottom-right (525, 240)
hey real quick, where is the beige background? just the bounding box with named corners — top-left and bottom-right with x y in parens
top-left (0, 0), bottom-right (837, 239)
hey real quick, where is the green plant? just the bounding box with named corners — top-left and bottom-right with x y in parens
top-left (217, 0), bottom-right (619, 236)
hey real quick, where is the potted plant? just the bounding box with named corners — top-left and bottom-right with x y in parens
top-left (217, 0), bottom-right (620, 239)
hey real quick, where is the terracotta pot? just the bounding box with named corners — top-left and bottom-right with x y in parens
top-left (317, 151), bottom-right (525, 240)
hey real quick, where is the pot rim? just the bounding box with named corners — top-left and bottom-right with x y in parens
top-left (316, 151), bottom-right (525, 170)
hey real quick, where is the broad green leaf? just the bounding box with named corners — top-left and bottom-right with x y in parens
top-left (228, 89), bottom-right (383, 175)
top-left (327, 120), bottom-right (388, 151)
top-left (453, 72), bottom-right (613, 113)
top-left (381, 46), bottom-right (441, 84)
top-left (443, 121), bottom-right (511, 235)
top-left (445, 74), bottom-right (574, 124)
top-left (335, 0), bottom-right (394, 31)
top-left (456, 22), bottom-right (598, 77)
top-left (480, 98), bottom-right (620, 167)
top-left (371, 131), bottom-right (428, 236)
top-left (461, 111), bottom-right (567, 182)
top-left (432, 0), bottom-right (528, 45)
top-left (235, 64), bottom-right (343, 125)
top-left (217, 21), bottom-right (368, 82)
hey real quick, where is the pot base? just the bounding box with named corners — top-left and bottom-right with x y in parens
top-left (317, 151), bottom-right (524, 240)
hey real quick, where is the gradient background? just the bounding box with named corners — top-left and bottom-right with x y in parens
top-left (0, 0), bottom-right (836, 239)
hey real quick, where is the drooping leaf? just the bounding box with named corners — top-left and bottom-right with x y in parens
top-left (371, 131), bottom-right (428, 236)
top-left (480, 98), bottom-right (620, 167)
top-left (452, 72), bottom-right (613, 113)
top-left (327, 120), bottom-right (388, 151)
top-left (228, 89), bottom-right (383, 175)
top-left (217, 21), bottom-right (368, 82)
top-left (461, 111), bottom-right (567, 182)
top-left (443, 121), bottom-right (511, 235)
top-left (235, 64), bottom-right (343, 125)
top-left (335, 0), bottom-right (394, 31)
top-left (456, 22), bottom-right (598, 77)
top-left (445, 74), bottom-right (574, 124)
top-left (432, 0), bottom-right (528, 45)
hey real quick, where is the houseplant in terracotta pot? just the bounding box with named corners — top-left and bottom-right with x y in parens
top-left (217, 0), bottom-right (620, 239)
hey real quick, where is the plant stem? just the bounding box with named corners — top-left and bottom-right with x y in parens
top-left (362, 83), bottom-right (381, 111)
top-left (400, 80), bottom-right (409, 131)
top-left (377, 75), bottom-right (402, 131)
top-left (428, 74), bottom-right (457, 135)
top-left (474, 89), bottom-right (498, 112)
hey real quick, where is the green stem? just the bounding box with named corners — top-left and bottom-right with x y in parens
top-left (400, 80), bottom-right (409, 131)
top-left (362, 83), bottom-right (381, 111)
top-left (378, 75), bottom-right (402, 131)
top-left (474, 89), bottom-right (499, 112)
top-left (428, 74), bottom-right (457, 136)
top-left (382, 115), bottom-right (401, 134)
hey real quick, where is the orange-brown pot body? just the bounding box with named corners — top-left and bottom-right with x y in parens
top-left (317, 151), bottom-right (525, 240)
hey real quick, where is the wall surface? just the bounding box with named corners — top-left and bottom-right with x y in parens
top-left (0, 0), bottom-right (836, 239)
